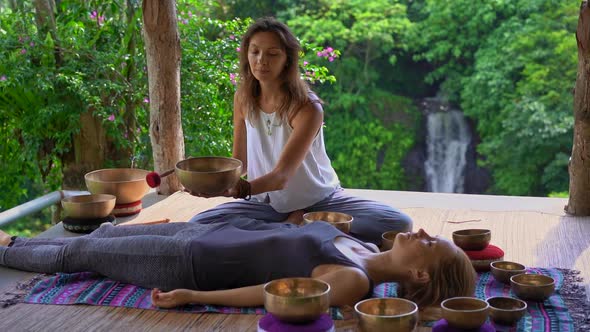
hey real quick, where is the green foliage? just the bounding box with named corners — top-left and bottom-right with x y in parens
top-left (325, 110), bottom-right (415, 190)
top-left (460, 2), bottom-right (577, 195)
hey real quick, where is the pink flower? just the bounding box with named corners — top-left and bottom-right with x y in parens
top-left (107, 114), bottom-right (115, 121)
top-left (229, 35), bottom-right (235, 40)
top-left (317, 51), bottom-right (322, 57)
top-left (328, 57), bottom-right (334, 62)
top-left (303, 61), bottom-right (309, 66)
top-left (29, 42), bottom-right (35, 47)
top-left (236, 47), bottom-right (241, 52)
top-left (20, 49), bottom-right (26, 55)
top-left (229, 73), bottom-right (238, 85)
top-left (90, 11), bottom-right (97, 20)
top-left (188, 11), bottom-right (193, 18)
top-left (0, 75), bottom-right (6, 81)
top-left (143, 98), bottom-right (150, 103)
top-left (326, 47), bottom-right (333, 52)
top-left (182, 19), bottom-right (188, 25)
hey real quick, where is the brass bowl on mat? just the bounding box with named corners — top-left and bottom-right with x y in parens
top-left (381, 231), bottom-right (402, 251)
top-left (486, 296), bottom-right (527, 326)
top-left (355, 297), bottom-right (418, 332)
top-left (441, 297), bottom-right (489, 330)
top-left (85, 168), bottom-right (150, 204)
top-left (175, 157), bottom-right (242, 195)
top-left (510, 273), bottom-right (555, 301)
top-left (490, 261), bottom-right (526, 284)
top-left (61, 194), bottom-right (116, 219)
top-left (263, 278), bottom-right (330, 323)
top-left (452, 229), bottom-right (491, 251)
top-left (303, 211), bottom-right (353, 234)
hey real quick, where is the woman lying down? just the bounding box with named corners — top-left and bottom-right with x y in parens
top-left (0, 218), bottom-right (476, 317)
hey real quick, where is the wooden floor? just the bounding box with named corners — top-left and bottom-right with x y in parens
top-left (0, 189), bottom-right (588, 332)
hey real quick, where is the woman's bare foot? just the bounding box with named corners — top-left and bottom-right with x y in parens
top-left (0, 229), bottom-right (12, 246)
top-left (283, 210), bottom-right (305, 226)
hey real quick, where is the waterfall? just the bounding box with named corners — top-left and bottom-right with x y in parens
top-left (424, 110), bottom-right (471, 193)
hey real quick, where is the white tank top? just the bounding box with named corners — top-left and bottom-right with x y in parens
top-left (246, 109), bottom-right (340, 213)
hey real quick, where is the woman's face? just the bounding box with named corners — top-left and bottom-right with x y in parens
top-left (392, 229), bottom-right (458, 269)
top-left (247, 32), bottom-right (287, 84)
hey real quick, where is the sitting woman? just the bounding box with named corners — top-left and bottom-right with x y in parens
top-left (0, 220), bottom-right (476, 314)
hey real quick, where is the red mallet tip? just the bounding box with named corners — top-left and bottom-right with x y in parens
top-left (146, 172), bottom-right (161, 188)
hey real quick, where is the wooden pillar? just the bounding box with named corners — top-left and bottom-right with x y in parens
top-left (567, 1), bottom-right (590, 216)
top-left (142, 0), bottom-right (184, 194)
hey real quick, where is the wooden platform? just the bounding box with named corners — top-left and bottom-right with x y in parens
top-left (0, 189), bottom-right (588, 331)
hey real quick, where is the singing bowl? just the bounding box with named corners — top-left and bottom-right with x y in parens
top-left (441, 297), bottom-right (489, 330)
top-left (452, 229), bottom-right (491, 251)
top-left (263, 278), bottom-right (330, 323)
top-left (61, 194), bottom-right (116, 219)
top-left (355, 298), bottom-right (419, 332)
top-left (510, 273), bottom-right (555, 301)
top-left (491, 261), bottom-right (527, 284)
top-left (487, 296), bottom-right (527, 326)
top-left (303, 211), bottom-right (353, 234)
top-left (85, 168), bottom-right (150, 204)
top-left (381, 231), bottom-right (402, 251)
top-left (175, 157), bottom-right (242, 195)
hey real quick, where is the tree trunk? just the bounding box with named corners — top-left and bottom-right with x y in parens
top-left (62, 111), bottom-right (107, 189)
top-left (142, 0), bottom-right (184, 194)
top-left (566, 1), bottom-right (590, 216)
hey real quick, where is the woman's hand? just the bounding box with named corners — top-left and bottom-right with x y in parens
top-left (151, 288), bottom-right (193, 308)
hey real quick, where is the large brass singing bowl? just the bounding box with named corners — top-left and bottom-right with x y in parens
top-left (490, 261), bottom-right (526, 284)
top-left (452, 229), bottom-right (491, 251)
top-left (441, 297), bottom-right (489, 330)
top-left (263, 278), bottom-right (330, 323)
top-left (85, 168), bottom-right (150, 204)
top-left (510, 273), bottom-right (555, 301)
top-left (303, 211), bottom-right (353, 234)
top-left (355, 297), bottom-right (419, 332)
top-left (487, 296), bottom-right (527, 326)
top-left (61, 194), bottom-right (116, 219)
top-left (175, 157), bottom-right (242, 195)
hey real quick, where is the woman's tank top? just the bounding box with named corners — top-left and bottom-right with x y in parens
top-left (245, 107), bottom-right (340, 212)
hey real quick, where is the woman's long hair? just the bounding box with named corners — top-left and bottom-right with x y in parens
top-left (397, 248), bottom-right (477, 320)
top-left (235, 17), bottom-right (313, 124)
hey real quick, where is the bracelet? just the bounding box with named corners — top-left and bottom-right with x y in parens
top-left (234, 179), bottom-right (251, 201)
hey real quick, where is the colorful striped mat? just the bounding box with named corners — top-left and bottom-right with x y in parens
top-left (23, 268), bottom-right (583, 330)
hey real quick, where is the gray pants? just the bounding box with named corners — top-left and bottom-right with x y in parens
top-left (189, 188), bottom-right (413, 245)
top-left (0, 223), bottom-right (218, 290)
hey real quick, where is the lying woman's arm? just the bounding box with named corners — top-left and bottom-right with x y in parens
top-left (151, 284), bottom-right (265, 308)
top-left (151, 267), bottom-right (370, 308)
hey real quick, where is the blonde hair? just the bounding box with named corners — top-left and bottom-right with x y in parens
top-left (235, 17), bottom-right (314, 124)
top-left (398, 248), bottom-right (477, 320)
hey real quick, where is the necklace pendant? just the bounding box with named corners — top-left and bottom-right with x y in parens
top-left (266, 119), bottom-right (272, 136)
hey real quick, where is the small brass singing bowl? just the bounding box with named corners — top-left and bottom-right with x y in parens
top-left (510, 273), bottom-right (555, 302)
top-left (381, 231), bottom-right (402, 251)
top-left (263, 278), bottom-right (330, 323)
top-left (491, 261), bottom-right (527, 284)
top-left (355, 297), bottom-right (419, 332)
top-left (61, 194), bottom-right (116, 219)
top-left (441, 297), bottom-right (490, 330)
top-left (487, 296), bottom-right (527, 326)
top-left (452, 229), bottom-right (491, 251)
top-left (303, 211), bottom-right (353, 234)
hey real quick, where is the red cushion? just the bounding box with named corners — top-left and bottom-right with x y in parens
top-left (463, 244), bottom-right (504, 272)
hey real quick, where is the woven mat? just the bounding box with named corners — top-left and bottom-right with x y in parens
top-left (10, 267), bottom-right (588, 330)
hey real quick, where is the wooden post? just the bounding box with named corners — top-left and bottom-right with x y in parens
top-left (567, 1), bottom-right (590, 216)
top-left (142, 0), bottom-right (184, 195)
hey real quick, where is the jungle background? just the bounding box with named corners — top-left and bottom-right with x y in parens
top-left (0, 0), bottom-right (577, 236)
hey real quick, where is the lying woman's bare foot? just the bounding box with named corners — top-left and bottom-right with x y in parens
top-left (0, 229), bottom-right (13, 246)
top-left (283, 210), bottom-right (305, 226)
